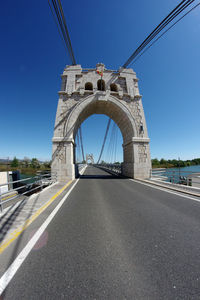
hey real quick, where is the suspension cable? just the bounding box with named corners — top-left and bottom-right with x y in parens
top-left (57, 0), bottom-right (76, 65)
top-left (48, 0), bottom-right (68, 53)
top-left (106, 122), bottom-right (118, 164)
top-left (76, 129), bottom-right (81, 163)
top-left (123, 0), bottom-right (195, 68)
top-left (48, 0), bottom-right (76, 65)
top-left (131, 1), bottom-right (200, 65)
top-left (97, 118), bottom-right (111, 164)
top-left (79, 126), bottom-right (85, 162)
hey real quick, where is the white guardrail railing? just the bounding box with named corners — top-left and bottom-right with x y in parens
top-left (151, 168), bottom-right (200, 188)
top-left (94, 164), bottom-right (122, 175)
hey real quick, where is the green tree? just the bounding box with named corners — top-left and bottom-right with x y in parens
top-left (151, 158), bottom-right (160, 166)
top-left (23, 156), bottom-right (30, 168)
top-left (160, 158), bottom-right (167, 165)
top-left (11, 157), bottom-right (19, 167)
top-left (43, 161), bottom-right (51, 168)
top-left (31, 158), bottom-right (40, 169)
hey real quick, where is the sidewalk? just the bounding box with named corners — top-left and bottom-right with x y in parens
top-left (139, 178), bottom-right (200, 197)
top-left (0, 181), bottom-right (72, 254)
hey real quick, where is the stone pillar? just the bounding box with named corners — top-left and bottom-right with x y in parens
top-left (64, 65), bottom-right (82, 95)
top-left (64, 140), bottom-right (75, 180)
top-left (119, 67), bottom-right (137, 100)
top-left (52, 139), bottom-right (75, 182)
top-left (122, 138), bottom-right (151, 179)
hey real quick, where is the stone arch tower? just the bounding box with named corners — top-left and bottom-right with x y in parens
top-left (52, 63), bottom-right (151, 182)
top-left (86, 154), bottom-right (94, 164)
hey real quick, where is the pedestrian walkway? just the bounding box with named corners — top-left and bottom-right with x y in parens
top-left (0, 181), bottom-right (72, 254)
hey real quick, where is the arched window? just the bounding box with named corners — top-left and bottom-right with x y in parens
top-left (97, 79), bottom-right (105, 91)
top-left (110, 83), bottom-right (118, 92)
top-left (85, 82), bottom-right (93, 90)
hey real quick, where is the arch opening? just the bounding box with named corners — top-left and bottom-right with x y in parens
top-left (85, 82), bottom-right (93, 90)
top-left (71, 99), bottom-right (135, 145)
top-left (63, 97), bottom-right (138, 179)
top-left (75, 115), bottom-right (123, 166)
top-left (97, 79), bottom-right (105, 91)
top-left (110, 83), bottom-right (118, 92)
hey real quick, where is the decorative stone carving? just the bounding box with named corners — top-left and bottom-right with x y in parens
top-left (56, 143), bottom-right (66, 163)
top-left (138, 144), bottom-right (147, 163)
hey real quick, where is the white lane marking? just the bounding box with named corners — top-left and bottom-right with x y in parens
top-left (130, 179), bottom-right (200, 203)
top-left (0, 178), bottom-right (80, 295)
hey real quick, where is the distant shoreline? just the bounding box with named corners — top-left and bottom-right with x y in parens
top-left (152, 158), bottom-right (200, 169)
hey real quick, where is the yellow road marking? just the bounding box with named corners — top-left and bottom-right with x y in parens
top-left (0, 180), bottom-right (72, 254)
top-left (2, 193), bottom-right (17, 202)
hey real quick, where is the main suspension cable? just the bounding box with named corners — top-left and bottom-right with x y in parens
top-left (48, 0), bottom-right (76, 65)
top-left (131, 1), bottom-right (200, 65)
top-left (123, 0), bottom-right (195, 68)
top-left (57, 0), bottom-right (76, 65)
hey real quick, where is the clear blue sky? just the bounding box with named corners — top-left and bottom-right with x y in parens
top-left (0, 0), bottom-right (200, 162)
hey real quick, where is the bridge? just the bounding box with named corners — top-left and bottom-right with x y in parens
top-left (0, 165), bottom-right (200, 299)
top-left (1, 0), bottom-right (200, 298)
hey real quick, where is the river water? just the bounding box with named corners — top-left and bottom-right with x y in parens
top-left (166, 164), bottom-right (200, 174)
top-left (153, 165), bottom-right (200, 183)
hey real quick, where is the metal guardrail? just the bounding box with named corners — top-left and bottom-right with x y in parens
top-left (151, 169), bottom-right (200, 188)
top-left (77, 164), bottom-right (86, 172)
top-left (76, 164), bottom-right (87, 176)
top-left (0, 172), bottom-right (57, 213)
top-left (94, 164), bottom-right (122, 175)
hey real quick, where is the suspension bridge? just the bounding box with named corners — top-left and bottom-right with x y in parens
top-left (1, 0), bottom-right (200, 299)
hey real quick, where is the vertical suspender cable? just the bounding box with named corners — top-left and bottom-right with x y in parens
top-left (79, 126), bottom-right (85, 163)
top-left (97, 118), bottom-right (111, 164)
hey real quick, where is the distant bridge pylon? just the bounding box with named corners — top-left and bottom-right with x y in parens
top-left (86, 154), bottom-right (94, 164)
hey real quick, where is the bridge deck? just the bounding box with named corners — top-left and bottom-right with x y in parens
top-left (1, 166), bottom-right (200, 299)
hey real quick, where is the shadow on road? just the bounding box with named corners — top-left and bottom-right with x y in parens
top-left (0, 198), bottom-right (27, 244)
top-left (80, 174), bottom-right (124, 179)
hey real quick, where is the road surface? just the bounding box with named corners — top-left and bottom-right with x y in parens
top-left (2, 166), bottom-right (200, 299)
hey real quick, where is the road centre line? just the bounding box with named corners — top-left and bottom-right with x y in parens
top-left (0, 177), bottom-right (80, 295)
top-left (130, 179), bottom-right (200, 203)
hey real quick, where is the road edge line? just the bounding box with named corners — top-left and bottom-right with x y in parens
top-left (130, 179), bottom-right (200, 202)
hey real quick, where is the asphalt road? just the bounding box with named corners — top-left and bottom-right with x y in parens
top-left (2, 166), bottom-right (200, 299)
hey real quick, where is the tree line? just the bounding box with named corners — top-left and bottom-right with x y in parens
top-left (10, 157), bottom-right (51, 169)
top-left (0, 157), bottom-right (51, 174)
top-left (151, 158), bottom-right (200, 168)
